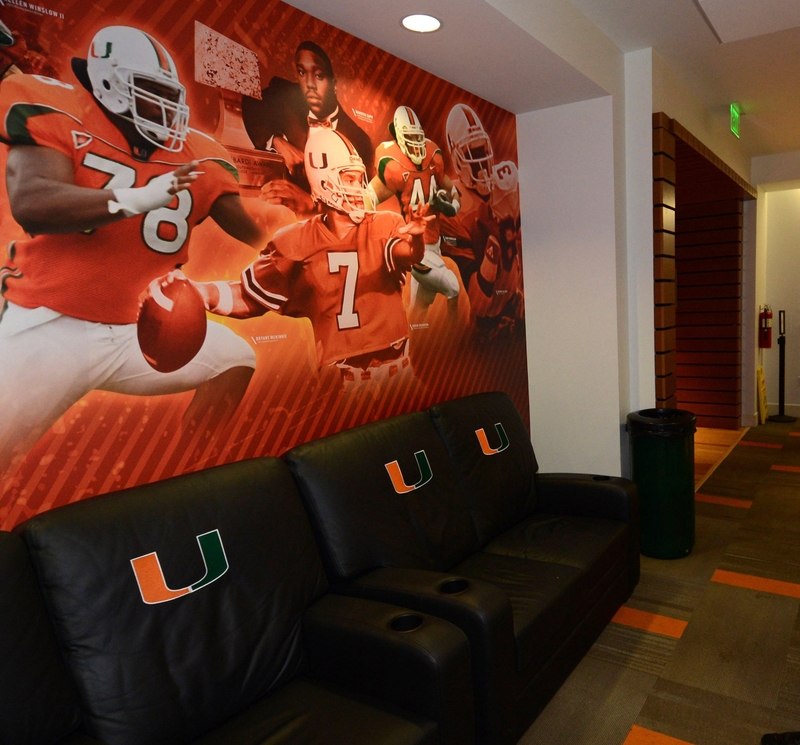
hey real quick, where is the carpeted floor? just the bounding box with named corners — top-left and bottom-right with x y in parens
top-left (518, 421), bottom-right (800, 745)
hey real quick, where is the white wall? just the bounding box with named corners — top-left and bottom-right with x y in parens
top-left (652, 50), bottom-right (753, 183)
top-left (756, 188), bottom-right (800, 416)
top-left (518, 96), bottom-right (622, 475)
top-left (624, 49), bottom-right (656, 417)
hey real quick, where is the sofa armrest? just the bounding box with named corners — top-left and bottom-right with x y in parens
top-left (534, 473), bottom-right (639, 524)
top-left (336, 567), bottom-right (517, 745)
top-left (304, 593), bottom-right (475, 745)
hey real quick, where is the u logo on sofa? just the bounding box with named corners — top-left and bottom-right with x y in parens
top-left (475, 423), bottom-right (509, 455)
top-left (131, 529), bottom-right (229, 605)
top-left (385, 450), bottom-right (433, 493)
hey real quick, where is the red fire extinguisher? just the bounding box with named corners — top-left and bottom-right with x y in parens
top-left (759, 305), bottom-right (773, 348)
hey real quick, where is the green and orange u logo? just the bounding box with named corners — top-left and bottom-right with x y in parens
top-left (385, 450), bottom-right (433, 493)
top-left (131, 529), bottom-right (228, 605)
top-left (475, 423), bottom-right (509, 455)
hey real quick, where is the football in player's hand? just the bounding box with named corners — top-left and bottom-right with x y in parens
top-left (137, 274), bottom-right (207, 373)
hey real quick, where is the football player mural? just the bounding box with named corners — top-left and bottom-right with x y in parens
top-left (192, 127), bottom-right (431, 391)
top-left (369, 106), bottom-right (462, 324)
top-left (440, 103), bottom-right (524, 340)
top-left (0, 0), bottom-right (527, 529)
top-left (0, 25), bottom-right (272, 483)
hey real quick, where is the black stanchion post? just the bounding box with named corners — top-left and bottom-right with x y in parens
top-left (768, 310), bottom-right (797, 423)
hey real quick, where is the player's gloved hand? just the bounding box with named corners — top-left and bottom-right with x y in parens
top-left (431, 188), bottom-right (460, 217)
top-left (109, 162), bottom-right (200, 217)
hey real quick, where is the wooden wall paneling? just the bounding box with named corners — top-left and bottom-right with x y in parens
top-left (653, 115), bottom-right (756, 429)
top-left (653, 114), bottom-right (678, 407)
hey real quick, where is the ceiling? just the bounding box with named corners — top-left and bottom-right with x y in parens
top-left (283, 0), bottom-right (800, 159)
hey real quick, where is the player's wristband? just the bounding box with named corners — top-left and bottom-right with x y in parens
top-left (208, 281), bottom-right (234, 316)
top-left (108, 171), bottom-right (178, 217)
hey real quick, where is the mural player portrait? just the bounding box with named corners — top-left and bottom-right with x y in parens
top-left (190, 127), bottom-right (432, 391)
top-left (0, 24), bottom-right (267, 477)
top-left (440, 103), bottom-right (524, 338)
top-left (242, 40), bottom-right (373, 217)
top-left (369, 105), bottom-right (462, 325)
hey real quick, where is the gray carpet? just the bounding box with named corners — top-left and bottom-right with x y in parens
top-left (518, 421), bottom-right (800, 745)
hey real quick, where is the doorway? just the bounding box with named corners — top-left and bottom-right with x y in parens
top-left (653, 113), bottom-right (756, 428)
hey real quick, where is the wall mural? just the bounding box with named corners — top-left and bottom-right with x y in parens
top-left (0, 0), bottom-right (528, 529)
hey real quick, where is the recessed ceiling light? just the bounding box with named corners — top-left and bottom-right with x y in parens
top-left (402, 14), bottom-right (441, 33)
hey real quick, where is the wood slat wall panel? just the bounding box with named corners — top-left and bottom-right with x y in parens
top-left (654, 206), bottom-right (676, 232)
top-left (677, 298), bottom-right (742, 313)
top-left (656, 350), bottom-right (677, 377)
top-left (653, 115), bottom-right (678, 406)
top-left (655, 257), bottom-right (676, 281)
top-left (676, 228), bottom-right (742, 246)
top-left (679, 270), bottom-right (742, 286)
top-left (679, 377), bottom-right (742, 391)
top-left (654, 180), bottom-right (676, 208)
top-left (655, 305), bottom-right (676, 329)
top-left (650, 113), bottom-right (752, 422)
top-left (677, 214), bottom-right (743, 232)
top-left (654, 232), bottom-right (675, 257)
top-left (677, 325), bottom-right (740, 339)
top-left (677, 364), bottom-right (740, 377)
top-left (678, 284), bottom-right (741, 300)
top-left (675, 242), bottom-right (742, 259)
top-left (679, 199), bottom-right (742, 219)
top-left (677, 389), bottom-right (741, 404)
top-left (678, 337), bottom-right (741, 352)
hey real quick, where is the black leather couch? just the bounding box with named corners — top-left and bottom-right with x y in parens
top-left (286, 391), bottom-right (640, 745)
top-left (2, 391), bottom-right (638, 745)
top-left (2, 457), bottom-right (475, 745)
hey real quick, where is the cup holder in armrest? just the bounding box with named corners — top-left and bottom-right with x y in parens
top-left (438, 578), bottom-right (471, 595)
top-left (389, 613), bottom-right (424, 633)
top-left (592, 475), bottom-right (611, 481)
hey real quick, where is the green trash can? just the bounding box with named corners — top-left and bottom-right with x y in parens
top-left (626, 408), bottom-right (697, 559)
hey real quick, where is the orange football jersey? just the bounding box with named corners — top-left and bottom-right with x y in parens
top-left (375, 139), bottom-right (446, 245)
top-left (241, 211), bottom-right (411, 367)
top-left (0, 74), bottom-right (240, 324)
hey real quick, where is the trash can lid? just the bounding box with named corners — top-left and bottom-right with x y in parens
top-left (626, 408), bottom-right (697, 436)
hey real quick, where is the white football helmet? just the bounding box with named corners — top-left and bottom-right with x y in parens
top-left (446, 103), bottom-right (494, 196)
top-left (305, 128), bottom-right (375, 223)
top-left (393, 105), bottom-right (426, 165)
top-left (86, 26), bottom-right (189, 152)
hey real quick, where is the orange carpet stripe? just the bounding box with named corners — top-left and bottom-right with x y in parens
top-left (791, 432), bottom-right (800, 437)
top-left (611, 607), bottom-right (688, 639)
top-left (712, 569), bottom-right (800, 599)
top-left (771, 465), bottom-right (800, 473)
top-left (623, 724), bottom-right (695, 745)
top-left (695, 493), bottom-right (753, 508)
top-left (738, 440), bottom-right (783, 449)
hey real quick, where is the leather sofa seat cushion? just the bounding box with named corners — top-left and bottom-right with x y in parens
top-left (20, 458), bottom-right (329, 745)
top-left (485, 514), bottom-right (629, 593)
top-left (287, 411), bottom-right (479, 580)
top-left (430, 392), bottom-right (538, 546)
top-left (451, 551), bottom-right (586, 673)
top-left (0, 531), bottom-right (82, 745)
top-left (194, 678), bottom-right (439, 745)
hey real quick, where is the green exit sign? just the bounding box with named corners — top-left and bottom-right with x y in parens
top-left (730, 103), bottom-right (741, 138)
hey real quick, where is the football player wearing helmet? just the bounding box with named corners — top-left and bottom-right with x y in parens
top-left (440, 103), bottom-right (524, 339)
top-left (192, 128), bottom-right (431, 391)
top-left (368, 106), bottom-right (461, 324)
top-left (242, 41), bottom-right (374, 220)
top-left (0, 25), bottom-right (271, 479)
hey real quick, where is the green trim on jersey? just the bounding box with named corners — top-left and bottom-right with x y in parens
top-left (201, 156), bottom-right (240, 183)
top-left (4, 103), bottom-right (79, 146)
top-left (377, 156), bottom-right (392, 185)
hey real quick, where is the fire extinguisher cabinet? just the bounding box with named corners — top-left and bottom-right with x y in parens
top-left (626, 408), bottom-right (697, 559)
